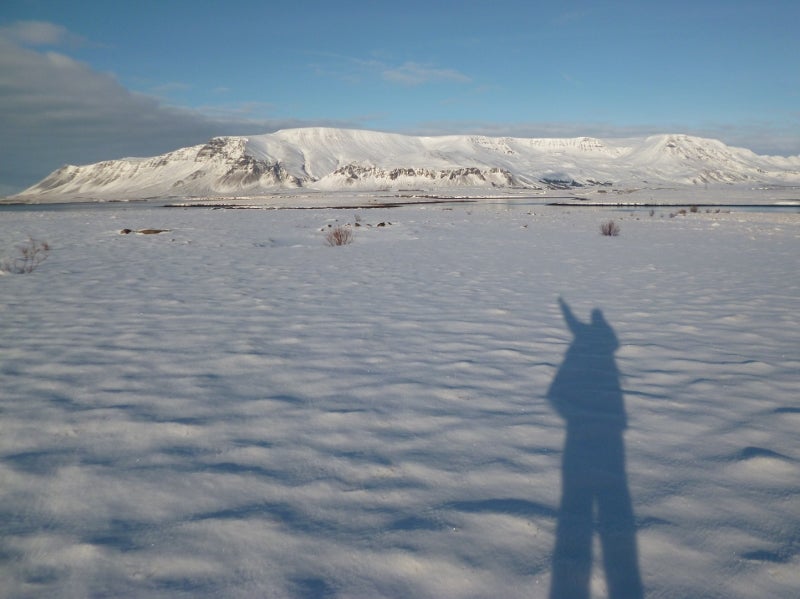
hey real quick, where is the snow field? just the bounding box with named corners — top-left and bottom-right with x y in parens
top-left (0, 202), bottom-right (798, 598)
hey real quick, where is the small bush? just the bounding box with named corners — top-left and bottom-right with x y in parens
top-left (325, 225), bottom-right (354, 246)
top-left (1, 237), bottom-right (51, 274)
top-left (599, 220), bottom-right (620, 236)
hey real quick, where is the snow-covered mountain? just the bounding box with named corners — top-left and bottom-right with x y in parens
top-left (9, 128), bottom-right (800, 200)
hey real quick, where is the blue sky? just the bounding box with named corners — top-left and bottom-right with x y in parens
top-left (1, 0), bottom-right (798, 192)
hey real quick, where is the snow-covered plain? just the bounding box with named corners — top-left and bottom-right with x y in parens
top-left (1, 197), bottom-right (798, 598)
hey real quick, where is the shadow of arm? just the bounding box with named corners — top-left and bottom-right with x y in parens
top-left (559, 297), bottom-right (580, 335)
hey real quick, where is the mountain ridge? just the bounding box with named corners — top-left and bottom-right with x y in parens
top-left (9, 127), bottom-right (800, 201)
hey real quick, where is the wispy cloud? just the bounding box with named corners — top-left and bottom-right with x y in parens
top-left (150, 81), bottom-right (192, 95)
top-left (195, 101), bottom-right (277, 120)
top-left (552, 9), bottom-right (593, 26)
top-left (0, 20), bottom-right (89, 48)
top-left (309, 52), bottom-right (471, 87)
top-left (382, 62), bottom-right (471, 86)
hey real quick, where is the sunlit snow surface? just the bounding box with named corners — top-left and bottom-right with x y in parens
top-left (1, 199), bottom-right (798, 598)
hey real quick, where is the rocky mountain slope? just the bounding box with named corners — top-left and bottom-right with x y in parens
top-left (9, 128), bottom-right (800, 201)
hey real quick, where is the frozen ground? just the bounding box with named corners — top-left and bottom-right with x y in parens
top-left (1, 200), bottom-right (798, 598)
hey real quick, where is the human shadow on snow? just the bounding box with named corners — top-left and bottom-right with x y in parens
top-left (546, 298), bottom-right (643, 599)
